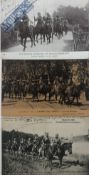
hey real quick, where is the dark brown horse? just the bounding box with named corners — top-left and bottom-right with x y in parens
top-left (19, 21), bottom-right (36, 51)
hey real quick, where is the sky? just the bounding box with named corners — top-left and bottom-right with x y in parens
top-left (1, 0), bottom-right (89, 22)
top-left (2, 117), bottom-right (89, 138)
top-left (33, 0), bottom-right (89, 15)
top-left (28, 0), bottom-right (89, 22)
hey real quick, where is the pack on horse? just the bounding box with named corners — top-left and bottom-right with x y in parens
top-left (19, 13), bottom-right (35, 50)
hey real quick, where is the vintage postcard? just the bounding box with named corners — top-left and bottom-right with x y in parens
top-left (2, 116), bottom-right (89, 175)
top-left (2, 59), bottom-right (89, 117)
top-left (1, 0), bottom-right (89, 52)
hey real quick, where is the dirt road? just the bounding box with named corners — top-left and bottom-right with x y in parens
top-left (3, 32), bottom-right (74, 52)
top-left (2, 93), bottom-right (89, 117)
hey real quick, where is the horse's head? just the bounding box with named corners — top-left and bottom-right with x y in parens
top-left (61, 140), bottom-right (72, 155)
top-left (65, 142), bottom-right (72, 154)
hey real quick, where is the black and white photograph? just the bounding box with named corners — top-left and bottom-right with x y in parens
top-left (2, 59), bottom-right (89, 117)
top-left (2, 116), bottom-right (89, 175)
top-left (1, 0), bottom-right (89, 52)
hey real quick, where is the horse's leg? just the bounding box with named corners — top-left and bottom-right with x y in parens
top-left (55, 94), bottom-right (57, 101)
top-left (43, 34), bottom-right (45, 42)
top-left (31, 38), bottom-right (33, 48)
top-left (49, 160), bottom-right (52, 170)
top-left (49, 34), bottom-right (51, 43)
top-left (59, 156), bottom-right (63, 167)
top-left (44, 94), bottom-right (46, 101)
top-left (52, 32), bottom-right (53, 42)
top-left (23, 38), bottom-right (27, 51)
top-left (76, 97), bottom-right (79, 105)
top-left (47, 35), bottom-right (49, 44)
top-left (36, 34), bottom-right (38, 43)
top-left (34, 35), bottom-right (36, 46)
top-left (21, 37), bottom-right (23, 45)
top-left (71, 96), bottom-right (75, 104)
top-left (40, 34), bottom-right (42, 44)
top-left (9, 91), bottom-right (11, 99)
top-left (49, 93), bottom-right (51, 101)
top-left (37, 93), bottom-right (39, 102)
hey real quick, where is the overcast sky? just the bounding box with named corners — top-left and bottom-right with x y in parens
top-left (29, 0), bottom-right (88, 16)
top-left (2, 117), bottom-right (89, 138)
top-left (28, 0), bottom-right (89, 21)
top-left (1, 0), bottom-right (88, 22)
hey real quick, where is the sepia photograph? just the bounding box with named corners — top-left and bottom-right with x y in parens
top-left (2, 59), bottom-right (89, 117)
top-left (2, 116), bottom-right (89, 175)
top-left (1, 0), bottom-right (89, 52)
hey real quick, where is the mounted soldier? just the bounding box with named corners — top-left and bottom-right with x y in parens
top-left (34, 12), bottom-right (43, 27)
top-left (18, 11), bottom-right (35, 50)
top-left (21, 11), bottom-right (29, 27)
top-left (43, 132), bottom-right (50, 157)
top-left (31, 79), bottom-right (39, 101)
top-left (54, 134), bottom-right (61, 147)
top-left (45, 13), bottom-right (52, 25)
top-left (19, 11), bottom-right (29, 35)
top-left (54, 15), bottom-right (63, 38)
top-left (26, 138), bottom-right (33, 155)
top-left (34, 12), bottom-right (45, 44)
top-left (11, 138), bottom-right (18, 155)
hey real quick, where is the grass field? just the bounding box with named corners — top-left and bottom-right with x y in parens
top-left (2, 141), bottom-right (89, 175)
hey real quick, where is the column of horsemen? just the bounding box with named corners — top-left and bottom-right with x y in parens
top-left (2, 62), bottom-right (89, 104)
top-left (17, 12), bottom-right (89, 50)
top-left (5, 132), bottom-right (72, 166)
top-left (17, 12), bottom-right (69, 48)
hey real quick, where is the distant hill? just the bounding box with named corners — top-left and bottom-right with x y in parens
top-left (2, 130), bottom-right (89, 145)
top-left (73, 135), bottom-right (89, 142)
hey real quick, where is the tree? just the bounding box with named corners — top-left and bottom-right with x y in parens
top-left (53, 5), bottom-right (88, 27)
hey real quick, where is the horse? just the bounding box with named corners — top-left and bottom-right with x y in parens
top-left (35, 21), bottom-right (53, 44)
top-left (19, 21), bottom-right (36, 51)
top-left (6, 140), bottom-right (12, 154)
top-left (4, 80), bottom-right (14, 99)
top-left (2, 81), bottom-right (6, 102)
top-left (47, 141), bottom-right (72, 169)
top-left (60, 83), bottom-right (83, 105)
top-left (11, 139), bottom-right (19, 157)
top-left (72, 25), bottom-right (83, 51)
top-left (31, 82), bottom-right (39, 101)
top-left (54, 22), bottom-right (63, 39)
top-left (38, 82), bottom-right (50, 101)
top-left (44, 23), bottom-right (53, 44)
top-left (35, 22), bottom-right (45, 44)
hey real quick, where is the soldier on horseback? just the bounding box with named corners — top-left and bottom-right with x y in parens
top-left (19, 11), bottom-right (29, 34)
top-left (21, 11), bottom-right (29, 26)
top-left (34, 12), bottom-right (43, 26)
top-left (53, 134), bottom-right (61, 155)
top-left (45, 13), bottom-right (52, 25)
top-left (43, 132), bottom-right (50, 157)
top-left (11, 138), bottom-right (18, 155)
top-left (26, 138), bottom-right (33, 155)
top-left (54, 134), bottom-right (61, 146)
top-left (34, 12), bottom-right (44, 43)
